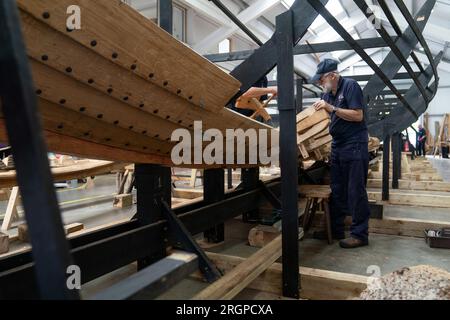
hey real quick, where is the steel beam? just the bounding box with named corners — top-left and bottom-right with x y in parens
top-left (208, 0), bottom-right (263, 46)
top-left (0, 179), bottom-right (282, 299)
top-left (229, 0), bottom-right (328, 103)
top-left (382, 132), bottom-right (391, 201)
top-left (204, 37), bottom-right (392, 63)
top-left (276, 11), bottom-right (300, 299)
top-left (92, 251), bottom-right (198, 300)
top-left (307, 0), bottom-right (417, 119)
top-left (0, 0), bottom-right (78, 300)
top-left (203, 169), bottom-right (225, 243)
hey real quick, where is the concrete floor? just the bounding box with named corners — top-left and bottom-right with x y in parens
top-left (2, 173), bottom-right (449, 299)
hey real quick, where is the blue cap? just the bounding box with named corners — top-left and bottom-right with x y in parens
top-left (310, 59), bottom-right (339, 84)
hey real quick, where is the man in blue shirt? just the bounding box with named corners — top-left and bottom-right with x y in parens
top-left (310, 59), bottom-right (370, 249)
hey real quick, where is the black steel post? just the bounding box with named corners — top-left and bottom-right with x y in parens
top-left (0, 0), bottom-right (78, 300)
top-left (135, 164), bottom-right (171, 269)
top-left (392, 132), bottom-right (400, 189)
top-left (382, 134), bottom-right (391, 201)
top-left (276, 11), bottom-right (299, 299)
top-left (227, 168), bottom-right (233, 189)
top-left (296, 78), bottom-right (303, 114)
top-left (241, 168), bottom-right (260, 222)
top-left (208, 0), bottom-right (263, 46)
top-left (159, 0), bottom-right (173, 34)
top-left (398, 133), bottom-right (402, 180)
top-left (203, 169), bottom-right (225, 243)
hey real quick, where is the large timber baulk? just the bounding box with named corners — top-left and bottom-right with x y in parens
top-left (0, 0), bottom-right (276, 168)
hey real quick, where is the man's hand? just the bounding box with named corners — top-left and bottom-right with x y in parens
top-left (313, 100), bottom-right (333, 113)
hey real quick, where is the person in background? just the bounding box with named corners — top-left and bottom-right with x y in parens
top-left (416, 124), bottom-right (427, 157)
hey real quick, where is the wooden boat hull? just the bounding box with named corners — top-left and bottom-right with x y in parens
top-left (0, 0), bottom-right (275, 168)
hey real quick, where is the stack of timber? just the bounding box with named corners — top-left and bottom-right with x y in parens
top-left (0, 0), bottom-right (276, 168)
top-left (296, 108), bottom-right (332, 161)
top-left (366, 154), bottom-right (450, 208)
top-left (296, 107), bottom-right (379, 161)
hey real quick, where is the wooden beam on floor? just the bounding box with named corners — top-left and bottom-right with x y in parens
top-left (367, 179), bottom-right (450, 192)
top-left (368, 190), bottom-right (450, 208)
top-left (313, 213), bottom-right (450, 238)
top-left (172, 188), bottom-right (203, 200)
top-left (199, 252), bottom-right (368, 300)
top-left (193, 235), bottom-right (282, 300)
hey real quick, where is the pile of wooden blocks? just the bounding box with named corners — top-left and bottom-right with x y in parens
top-left (296, 108), bottom-right (332, 161)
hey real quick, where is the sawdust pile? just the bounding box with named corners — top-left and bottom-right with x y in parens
top-left (359, 265), bottom-right (450, 300)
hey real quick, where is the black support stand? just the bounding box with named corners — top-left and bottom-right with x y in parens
top-left (382, 133), bottom-right (391, 201)
top-left (203, 169), bottom-right (225, 243)
top-left (296, 78), bottom-right (304, 114)
top-left (392, 132), bottom-right (401, 189)
top-left (135, 164), bottom-right (171, 269)
top-left (0, 1), bottom-right (78, 300)
top-left (241, 167), bottom-right (260, 222)
top-left (276, 11), bottom-right (300, 299)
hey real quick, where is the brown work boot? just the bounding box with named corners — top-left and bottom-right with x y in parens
top-left (339, 237), bottom-right (368, 249)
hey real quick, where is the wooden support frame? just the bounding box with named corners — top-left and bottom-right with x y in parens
top-left (196, 252), bottom-right (368, 300)
top-left (193, 235), bottom-right (282, 300)
top-left (1, 187), bottom-right (20, 231)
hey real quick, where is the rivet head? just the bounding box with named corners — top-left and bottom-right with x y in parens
top-left (90, 40), bottom-right (97, 47)
top-left (42, 12), bottom-right (50, 19)
top-left (131, 64), bottom-right (137, 70)
top-left (88, 79), bottom-right (94, 84)
top-left (66, 67), bottom-right (72, 73)
top-left (112, 52), bottom-right (118, 59)
top-left (41, 55), bottom-right (49, 61)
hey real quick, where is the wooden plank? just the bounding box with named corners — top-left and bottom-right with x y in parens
top-left (193, 235), bottom-right (282, 300)
top-left (64, 223), bottom-right (84, 235)
top-left (0, 158), bottom-right (127, 189)
top-left (172, 188), bottom-right (203, 200)
top-left (248, 225), bottom-right (280, 248)
top-left (1, 187), bottom-right (20, 231)
top-left (298, 143), bottom-right (309, 159)
top-left (298, 185), bottom-right (331, 198)
top-left (0, 233), bottom-right (9, 254)
top-left (313, 213), bottom-right (450, 238)
top-left (368, 190), bottom-right (450, 208)
top-left (367, 179), bottom-right (450, 192)
top-left (306, 134), bottom-right (332, 151)
top-left (297, 119), bottom-right (330, 143)
top-left (18, 0), bottom-right (241, 113)
top-left (113, 194), bottom-right (133, 208)
top-left (297, 109), bottom-right (329, 133)
top-left (201, 253), bottom-right (368, 300)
